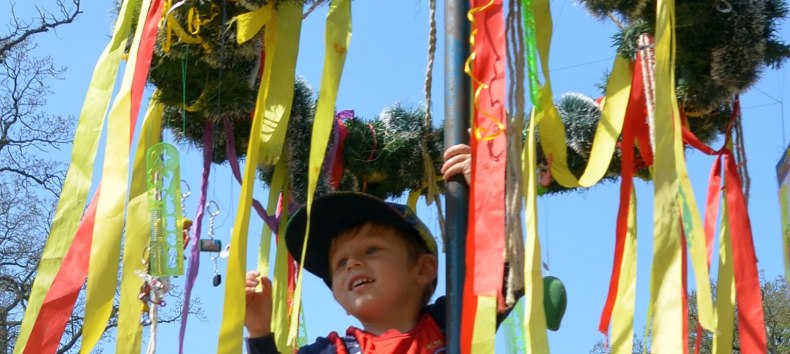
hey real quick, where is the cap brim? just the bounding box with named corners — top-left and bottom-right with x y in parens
top-left (285, 192), bottom-right (435, 287)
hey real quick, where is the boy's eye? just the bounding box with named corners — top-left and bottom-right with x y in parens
top-left (365, 246), bottom-right (379, 255)
top-left (336, 258), bottom-right (347, 270)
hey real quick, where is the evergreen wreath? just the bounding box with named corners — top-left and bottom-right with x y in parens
top-left (140, 0), bottom-right (789, 199)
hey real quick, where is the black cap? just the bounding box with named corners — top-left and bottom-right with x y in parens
top-left (285, 192), bottom-right (437, 288)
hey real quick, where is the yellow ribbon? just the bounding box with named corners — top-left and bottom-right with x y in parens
top-left (611, 190), bottom-right (637, 354)
top-left (407, 189), bottom-right (421, 211)
top-left (522, 110), bottom-right (550, 353)
top-left (215, 59), bottom-right (264, 354)
top-left (258, 156), bottom-right (287, 277)
top-left (115, 99), bottom-right (163, 354)
top-left (232, 2), bottom-right (274, 45)
top-left (257, 1), bottom-right (304, 165)
top-left (217, 2), bottom-right (304, 352)
top-left (470, 296), bottom-right (497, 352)
top-left (11, 1), bottom-right (139, 352)
top-left (266, 158), bottom-right (292, 352)
top-left (781, 185), bottom-right (790, 287)
top-left (649, 0), bottom-right (685, 350)
top-left (80, 0), bottom-right (155, 351)
top-left (712, 200), bottom-right (735, 354)
top-left (187, 4), bottom-right (219, 35)
top-left (163, 6), bottom-right (213, 53)
top-left (291, 0), bottom-right (352, 346)
top-left (678, 179), bottom-right (715, 330)
top-left (532, 0), bottom-right (631, 189)
top-left (214, 17), bottom-right (273, 354)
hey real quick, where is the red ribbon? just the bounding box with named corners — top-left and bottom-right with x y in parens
top-left (722, 150), bottom-right (767, 353)
top-left (24, 189), bottom-right (100, 354)
top-left (328, 110), bottom-right (353, 189)
top-left (468, 0), bottom-right (506, 299)
top-left (682, 99), bottom-right (766, 353)
top-left (24, 2), bottom-right (164, 351)
top-left (130, 0), bottom-right (165, 142)
top-left (461, 1), bottom-right (506, 352)
top-left (598, 55), bottom-right (650, 335)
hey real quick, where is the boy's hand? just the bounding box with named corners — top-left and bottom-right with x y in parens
top-left (441, 144), bottom-right (472, 184)
top-left (244, 270), bottom-right (273, 338)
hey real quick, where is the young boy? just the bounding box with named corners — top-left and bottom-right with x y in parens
top-left (245, 144), bottom-right (505, 353)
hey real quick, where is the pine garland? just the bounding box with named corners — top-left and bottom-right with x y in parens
top-left (588, 0), bottom-right (790, 114)
top-left (138, 0), bottom-right (789, 199)
top-left (536, 93), bottom-right (653, 195)
top-left (258, 95), bottom-right (446, 205)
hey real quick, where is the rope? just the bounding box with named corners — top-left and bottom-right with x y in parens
top-left (505, 0), bottom-right (526, 306)
top-left (146, 303), bottom-right (158, 354)
top-left (637, 34), bottom-right (656, 149)
top-left (733, 102), bottom-right (751, 204)
top-left (420, 0), bottom-right (446, 242)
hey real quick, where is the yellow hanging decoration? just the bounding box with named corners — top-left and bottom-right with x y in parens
top-left (712, 200), bottom-right (735, 354)
top-left (470, 296), bottom-right (497, 352)
top-left (116, 99), bottom-right (164, 354)
top-left (610, 190), bottom-right (637, 354)
top-left (187, 4), bottom-right (220, 35)
top-left (217, 2), bottom-right (304, 352)
top-left (215, 29), bottom-right (268, 354)
top-left (269, 158), bottom-right (294, 352)
top-left (522, 110), bottom-right (551, 353)
top-left (258, 156), bottom-right (288, 277)
top-left (79, 0), bottom-right (156, 352)
top-left (11, 1), bottom-right (140, 352)
top-left (231, 2), bottom-right (275, 45)
top-left (256, 1), bottom-right (304, 165)
top-left (162, 2), bottom-right (214, 53)
top-left (780, 184), bottom-right (790, 289)
top-left (291, 0), bottom-right (352, 346)
top-left (649, 0), bottom-right (685, 350)
top-left (532, 0), bottom-right (631, 189)
top-left (677, 179), bottom-right (715, 330)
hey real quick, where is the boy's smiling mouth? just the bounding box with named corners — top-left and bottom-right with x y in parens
top-left (348, 276), bottom-right (375, 291)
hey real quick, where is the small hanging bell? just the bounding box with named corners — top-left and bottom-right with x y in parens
top-left (212, 273), bottom-right (222, 287)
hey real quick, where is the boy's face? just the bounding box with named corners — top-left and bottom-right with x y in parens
top-left (328, 223), bottom-right (437, 325)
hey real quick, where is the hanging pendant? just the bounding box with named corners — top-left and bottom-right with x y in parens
top-left (199, 239), bottom-right (222, 252)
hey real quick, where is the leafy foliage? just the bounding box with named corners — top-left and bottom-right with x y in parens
top-left (590, 274), bottom-right (789, 354)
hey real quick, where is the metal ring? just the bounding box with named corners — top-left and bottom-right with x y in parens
top-left (716, 0), bottom-right (732, 13)
top-left (206, 200), bottom-right (220, 217)
top-left (181, 180), bottom-right (192, 199)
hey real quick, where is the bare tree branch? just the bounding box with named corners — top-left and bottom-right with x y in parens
top-left (0, 1), bottom-right (82, 61)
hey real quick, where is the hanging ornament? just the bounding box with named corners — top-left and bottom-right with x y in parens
top-left (147, 142), bottom-right (185, 277)
top-left (199, 201), bottom-right (222, 253)
top-left (542, 275), bottom-right (567, 331)
top-left (181, 180), bottom-right (193, 249)
top-left (198, 201), bottom-right (223, 287)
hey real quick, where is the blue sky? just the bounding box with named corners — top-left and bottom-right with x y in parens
top-left (15, 0), bottom-right (790, 352)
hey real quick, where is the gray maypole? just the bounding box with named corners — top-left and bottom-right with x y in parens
top-left (443, 0), bottom-right (470, 352)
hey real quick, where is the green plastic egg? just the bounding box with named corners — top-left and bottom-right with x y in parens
top-left (543, 275), bottom-right (568, 331)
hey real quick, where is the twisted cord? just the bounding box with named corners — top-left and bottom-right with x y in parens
top-left (421, 0), bottom-right (446, 243)
top-left (734, 105), bottom-right (751, 204)
top-left (505, 0), bottom-right (526, 306)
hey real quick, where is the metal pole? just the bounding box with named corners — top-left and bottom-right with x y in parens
top-left (444, 0), bottom-right (470, 352)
